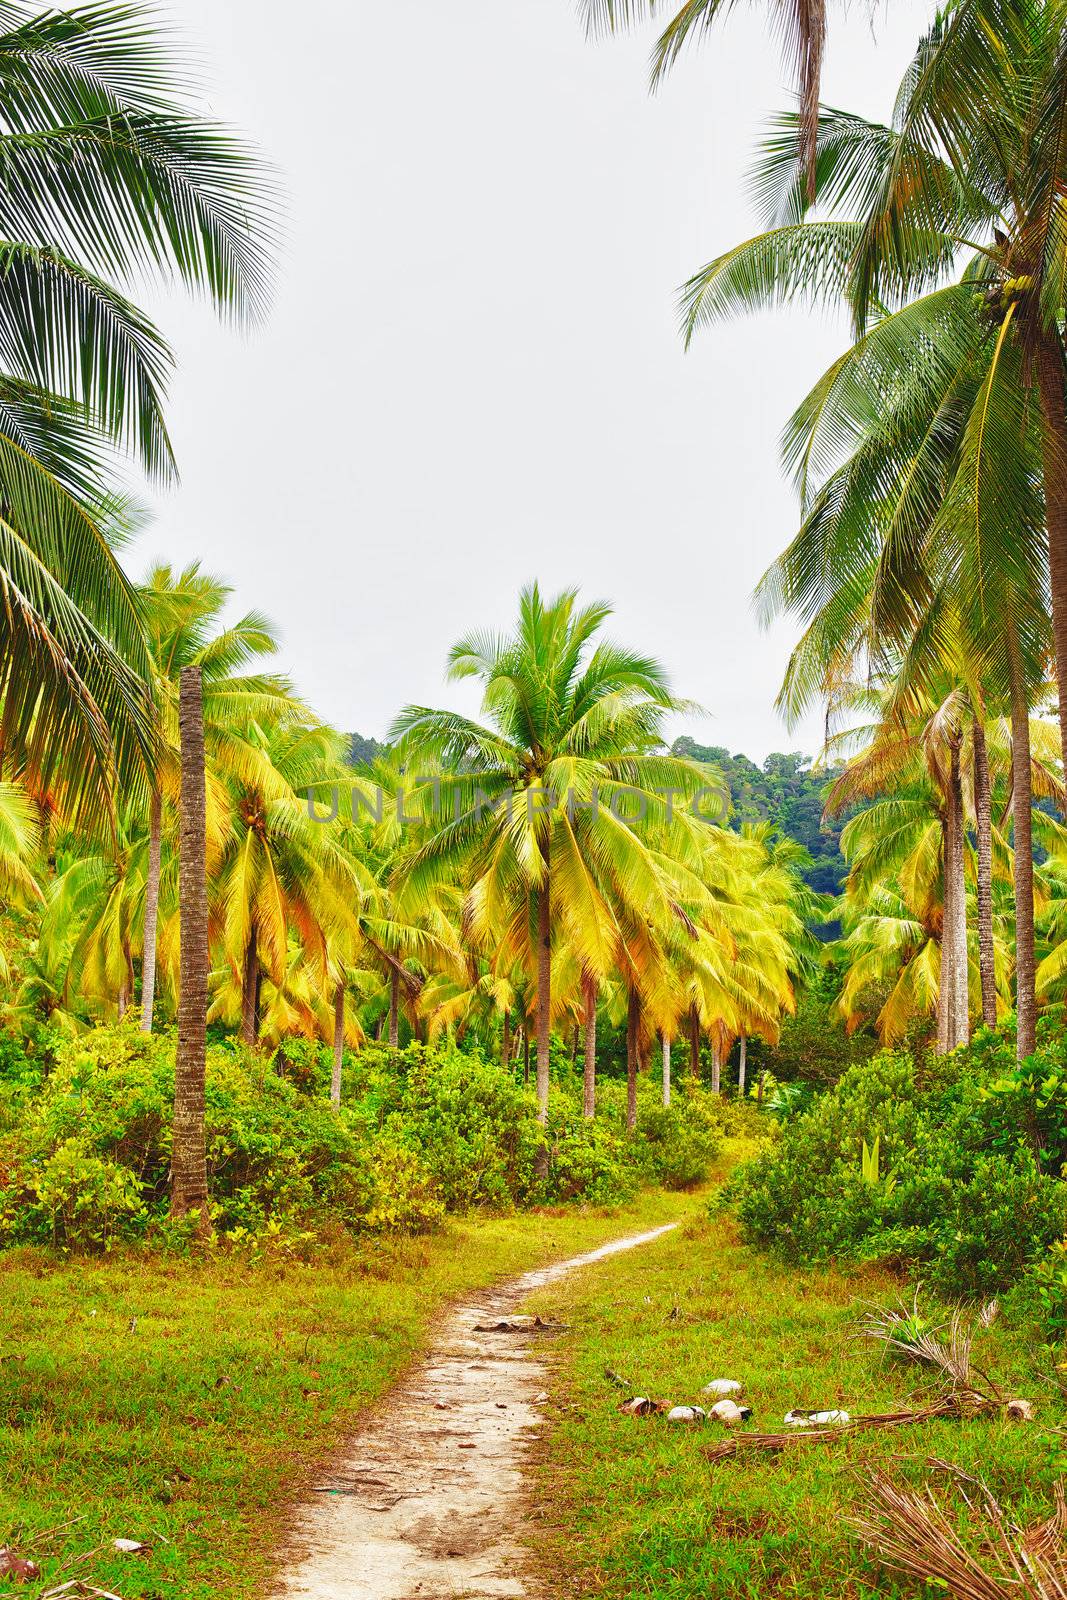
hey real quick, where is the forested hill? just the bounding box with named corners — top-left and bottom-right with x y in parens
top-left (670, 739), bottom-right (845, 894)
top-left (345, 732), bottom-right (846, 896)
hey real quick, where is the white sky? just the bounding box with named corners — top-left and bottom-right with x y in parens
top-left (140, 0), bottom-right (933, 762)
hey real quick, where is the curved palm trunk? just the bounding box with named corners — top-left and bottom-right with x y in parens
top-left (240, 926), bottom-right (259, 1047)
top-left (172, 666), bottom-right (210, 1229)
top-left (535, 876), bottom-right (551, 1124)
top-left (626, 986), bottom-right (639, 1131)
top-left (661, 1031), bottom-right (671, 1109)
top-left (738, 1033), bottom-right (747, 1096)
top-left (688, 1005), bottom-right (700, 1079)
top-left (388, 968), bottom-right (400, 1051)
top-left (140, 788), bottom-right (162, 1032)
top-left (582, 973), bottom-right (597, 1119)
top-left (331, 979), bottom-right (344, 1108)
top-left (1008, 641), bottom-right (1037, 1060)
top-left (972, 721), bottom-right (997, 1030)
top-left (1037, 338), bottom-right (1067, 783)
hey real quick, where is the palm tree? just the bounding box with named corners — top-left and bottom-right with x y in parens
top-left (214, 716), bottom-right (356, 1048)
top-left (0, 3), bottom-right (276, 808)
top-left (391, 584), bottom-right (704, 1122)
top-left (137, 563), bottom-right (287, 1031)
top-left (680, 6), bottom-right (1067, 789)
top-left (580, 0), bottom-right (889, 198)
top-left (172, 665), bottom-right (209, 1229)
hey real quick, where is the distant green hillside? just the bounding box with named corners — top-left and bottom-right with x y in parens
top-left (670, 739), bottom-right (845, 896)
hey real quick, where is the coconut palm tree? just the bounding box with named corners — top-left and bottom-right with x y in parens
top-left (137, 563), bottom-right (291, 1030)
top-left (173, 665), bottom-right (209, 1228)
top-left (579, 0), bottom-right (891, 198)
top-left (680, 4), bottom-right (1067, 790)
top-left (0, 3), bottom-right (275, 808)
top-left (391, 584), bottom-right (705, 1122)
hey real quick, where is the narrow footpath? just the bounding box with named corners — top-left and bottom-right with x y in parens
top-left (272, 1223), bottom-right (678, 1600)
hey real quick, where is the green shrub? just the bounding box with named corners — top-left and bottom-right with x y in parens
top-left (727, 1044), bottom-right (1067, 1298)
top-left (0, 1024), bottom-right (726, 1251)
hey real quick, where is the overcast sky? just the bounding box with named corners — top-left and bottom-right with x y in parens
top-left (141, 0), bottom-right (932, 761)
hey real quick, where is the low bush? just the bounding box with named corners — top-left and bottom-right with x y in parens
top-left (0, 1025), bottom-right (725, 1251)
top-left (727, 1030), bottom-right (1067, 1300)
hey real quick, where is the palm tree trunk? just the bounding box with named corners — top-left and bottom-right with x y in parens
top-left (140, 787), bottom-right (162, 1033)
top-left (738, 1033), bottom-right (747, 1096)
top-left (331, 979), bottom-right (344, 1108)
top-left (240, 926), bottom-right (258, 1047)
top-left (1037, 337), bottom-right (1067, 782)
top-left (535, 877), bottom-right (551, 1124)
top-left (172, 665), bottom-right (210, 1229)
top-left (711, 1032), bottom-right (721, 1095)
top-left (972, 720), bottom-right (997, 1030)
top-left (1008, 635), bottom-right (1037, 1059)
top-left (688, 1004), bottom-right (700, 1079)
top-left (626, 985), bottom-right (639, 1131)
top-left (388, 968), bottom-right (400, 1050)
top-left (937, 810), bottom-right (952, 1055)
top-left (582, 972), bottom-right (596, 1120)
top-left (501, 1008), bottom-right (511, 1069)
top-left (661, 1031), bottom-right (671, 1109)
top-left (947, 739), bottom-right (970, 1050)
top-left (523, 1028), bottom-right (530, 1087)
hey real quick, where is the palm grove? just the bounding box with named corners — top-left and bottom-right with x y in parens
top-left (3, 0), bottom-right (1067, 1234)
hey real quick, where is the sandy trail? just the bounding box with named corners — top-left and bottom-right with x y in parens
top-left (271, 1222), bottom-right (677, 1600)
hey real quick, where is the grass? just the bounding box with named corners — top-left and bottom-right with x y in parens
top-left (524, 1140), bottom-right (1067, 1600)
top-left (0, 1187), bottom-right (698, 1599)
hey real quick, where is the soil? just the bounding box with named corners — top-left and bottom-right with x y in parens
top-left (271, 1222), bottom-right (677, 1599)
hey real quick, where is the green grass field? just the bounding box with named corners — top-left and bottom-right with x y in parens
top-left (525, 1144), bottom-right (1066, 1599)
top-left (0, 1189), bottom-right (695, 1599)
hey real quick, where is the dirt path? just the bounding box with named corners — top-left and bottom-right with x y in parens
top-left (271, 1222), bottom-right (677, 1600)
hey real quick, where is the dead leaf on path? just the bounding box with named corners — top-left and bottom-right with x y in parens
top-left (0, 1548), bottom-right (41, 1581)
top-left (472, 1316), bottom-right (565, 1333)
top-left (112, 1540), bottom-right (149, 1555)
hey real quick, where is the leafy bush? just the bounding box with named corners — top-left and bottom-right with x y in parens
top-left (0, 1025), bottom-right (725, 1252)
top-left (727, 1043), bottom-right (1067, 1299)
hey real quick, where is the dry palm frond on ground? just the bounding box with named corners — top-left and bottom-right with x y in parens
top-left (853, 1464), bottom-right (1067, 1600)
top-left (703, 1295), bottom-right (1031, 1466)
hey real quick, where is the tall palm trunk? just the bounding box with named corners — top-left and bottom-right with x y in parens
top-left (331, 979), bottom-right (344, 1108)
top-left (140, 787), bottom-right (162, 1032)
top-left (1008, 635), bottom-right (1037, 1059)
top-left (688, 1004), bottom-right (700, 1079)
top-left (947, 739), bottom-right (970, 1050)
top-left (582, 972), bottom-right (596, 1120)
top-left (535, 874), bottom-right (551, 1124)
top-left (738, 1033), bottom-right (747, 1096)
top-left (523, 1028), bottom-right (530, 1087)
top-left (1037, 337), bottom-right (1067, 783)
top-left (661, 1031), bottom-right (671, 1109)
top-left (240, 925), bottom-right (259, 1047)
top-left (388, 968), bottom-right (400, 1050)
top-left (711, 1032), bottom-right (721, 1095)
top-left (972, 720), bottom-right (997, 1029)
top-left (501, 1008), bottom-right (511, 1069)
top-left (626, 986), bottom-right (639, 1131)
top-left (937, 811), bottom-right (952, 1055)
top-left (172, 666), bottom-right (210, 1228)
